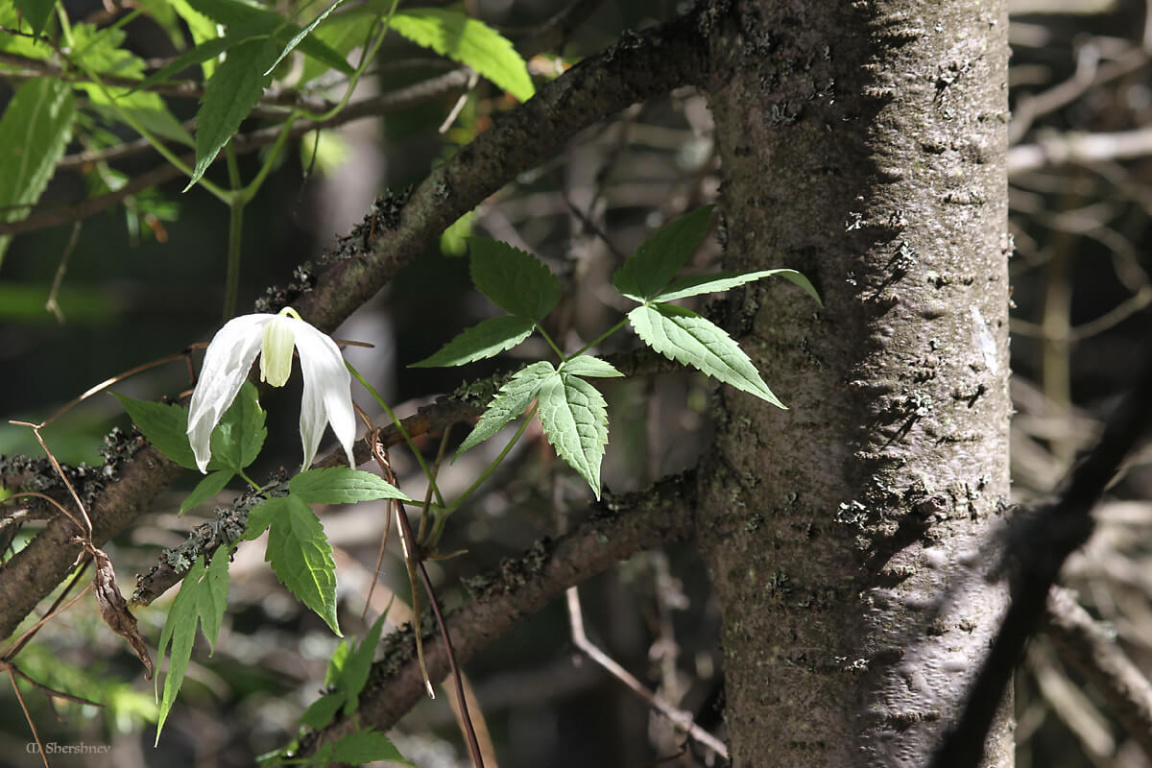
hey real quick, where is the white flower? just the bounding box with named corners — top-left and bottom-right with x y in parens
top-left (187, 307), bottom-right (356, 473)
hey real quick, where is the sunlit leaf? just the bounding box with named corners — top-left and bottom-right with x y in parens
top-left (536, 371), bottom-right (610, 499)
top-left (457, 361), bottom-right (554, 456)
top-left (628, 302), bottom-right (784, 407)
top-left (391, 9), bottom-right (534, 102)
top-left (0, 78), bottom-right (73, 265)
top-left (247, 495), bottom-right (341, 635)
top-left (289, 467), bottom-right (411, 504)
top-left (655, 269), bottom-right (822, 305)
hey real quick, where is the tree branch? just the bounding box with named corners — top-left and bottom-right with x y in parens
top-left (246, 8), bottom-right (712, 333)
top-left (930, 351), bottom-right (1152, 768)
top-left (298, 471), bottom-right (698, 756)
top-left (0, 3), bottom-right (710, 648)
top-left (1046, 586), bottom-right (1152, 758)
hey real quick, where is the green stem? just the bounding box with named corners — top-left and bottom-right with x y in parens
top-left (241, 115), bottom-right (299, 200)
top-left (224, 188), bottom-right (245, 322)
top-left (238, 469), bottom-right (263, 493)
top-left (571, 317), bottom-right (630, 359)
top-left (293, 0), bottom-right (398, 123)
top-left (345, 362), bottom-right (446, 508)
top-left (537, 326), bottom-right (567, 362)
top-left (429, 403), bottom-right (537, 547)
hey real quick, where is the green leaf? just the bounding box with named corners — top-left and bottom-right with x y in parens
top-left (155, 551), bottom-right (229, 742)
top-left (536, 371), bottom-right (610, 499)
top-left (208, 381), bottom-right (266, 472)
top-left (134, 34), bottom-right (249, 93)
top-left (264, 0), bottom-right (350, 75)
top-left (185, 0), bottom-right (355, 75)
top-left (0, 78), bottom-right (73, 265)
top-left (14, 0), bottom-right (55, 37)
top-left (197, 546), bottom-right (231, 653)
top-left (112, 394), bottom-right (198, 470)
top-left (325, 638), bottom-right (351, 687)
top-left (613, 205), bottom-right (714, 303)
top-left (411, 315), bottom-right (535, 368)
top-left (179, 470), bottom-right (234, 514)
top-left (561, 355), bottom-right (623, 379)
top-left (299, 693), bottom-right (343, 729)
top-left (656, 269), bottom-right (822, 305)
top-left (69, 24), bottom-right (193, 145)
top-left (469, 239), bottom-right (560, 321)
top-left (325, 730), bottom-right (409, 765)
top-left (243, 495), bottom-right (283, 541)
top-left (259, 495), bottom-right (341, 635)
top-left (187, 37), bottom-right (279, 191)
top-left (289, 467), bottom-right (411, 504)
top-left (457, 361), bottom-right (554, 456)
top-left (391, 9), bottom-right (534, 102)
top-left (336, 611), bottom-right (387, 716)
top-left (168, 0), bottom-right (220, 54)
top-left (628, 303), bottom-right (784, 408)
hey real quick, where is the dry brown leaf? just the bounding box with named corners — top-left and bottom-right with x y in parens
top-left (92, 548), bottom-right (154, 680)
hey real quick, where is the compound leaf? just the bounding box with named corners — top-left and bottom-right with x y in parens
top-left (457, 361), bottom-right (554, 456)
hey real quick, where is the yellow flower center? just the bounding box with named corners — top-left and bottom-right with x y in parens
top-left (260, 307), bottom-right (300, 387)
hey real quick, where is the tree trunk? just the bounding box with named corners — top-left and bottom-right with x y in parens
top-left (697, 1), bottom-right (1013, 765)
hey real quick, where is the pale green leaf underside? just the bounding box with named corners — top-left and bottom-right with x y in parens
top-left (536, 372), bottom-right (610, 499)
top-left (289, 466), bottom-right (411, 504)
top-left (612, 205), bottom-right (713, 302)
top-left (391, 9), bottom-right (534, 102)
top-left (457, 361), bottom-right (554, 456)
top-left (628, 303), bottom-right (785, 408)
top-left (656, 268), bottom-right (822, 305)
top-left (468, 238), bottom-right (561, 321)
top-left (0, 77), bottom-right (73, 265)
top-left (411, 315), bottom-right (535, 368)
top-left (561, 355), bottom-right (623, 379)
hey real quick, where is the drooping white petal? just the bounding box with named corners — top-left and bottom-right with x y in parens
top-left (260, 312), bottom-right (296, 387)
top-left (293, 319), bottom-right (357, 469)
top-left (187, 314), bottom-right (272, 472)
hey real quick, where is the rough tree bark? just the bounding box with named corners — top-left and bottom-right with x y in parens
top-left (697, 0), bottom-right (1013, 766)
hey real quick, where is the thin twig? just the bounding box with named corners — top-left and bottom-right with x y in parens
top-left (7, 666), bottom-right (51, 768)
top-left (44, 220), bottom-right (82, 325)
top-left (566, 586), bottom-right (729, 760)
